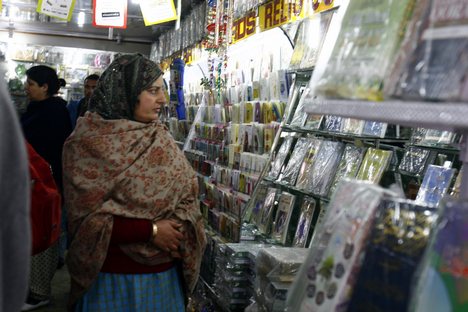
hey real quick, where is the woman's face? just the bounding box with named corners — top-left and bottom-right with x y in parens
top-left (25, 77), bottom-right (48, 101)
top-left (134, 76), bottom-right (166, 123)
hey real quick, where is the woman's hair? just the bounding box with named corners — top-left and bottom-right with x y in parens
top-left (58, 78), bottom-right (67, 88)
top-left (26, 65), bottom-right (60, 96)
top-left (88, 54), bottom-right (163, 120)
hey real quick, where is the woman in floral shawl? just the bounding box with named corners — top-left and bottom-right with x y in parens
top-left (63, 54), bottom-right (205, 311)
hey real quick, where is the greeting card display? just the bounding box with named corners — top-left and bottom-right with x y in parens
top-left (269, 136), bottom-right (294, 179)
top-left (398, 146), bottom-right (434, 177)
top-left (295, 139), bottom-right (323, 190)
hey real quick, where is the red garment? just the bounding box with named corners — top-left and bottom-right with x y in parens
top-left (27, 143), bottom-right (62, 255)
top-left (101, 216), bottom-right (173, 273)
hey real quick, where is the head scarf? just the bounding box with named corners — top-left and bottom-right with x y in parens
top-left (88, 53), bottom-right (163, 120)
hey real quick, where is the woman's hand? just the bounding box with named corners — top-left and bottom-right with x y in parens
top-left (152, 219), bottom-right (184, 255)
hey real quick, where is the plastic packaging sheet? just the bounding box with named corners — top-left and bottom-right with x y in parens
top-left (415, 164), bottom-right (455, 207)
top-left (328, 145), bottom-right (366, 197)
top-left (356, 148), bottom-right (393, 184)
top-left (285, 180), bottom-right (388, 312)
top-left (386, 0), bottom-right (468, 101)
top-left (410, 199), bottom-right (468, 312)
top-left (295, 139), bottom-right (322, 190)
top-left (312, 0), bottom-right (416, 101)
top-left (347, 199), bottom-right (438, 312)
top-left (271, 192), bottom-right (297, 245)
top-left (256, 247), bottom-right (310, 312)
top-left (292, 196), bottom-right (317, 248)
top-left (281, 137), bottom-right (316, 185)
top-left (305, 140), bottom-right (345, 196)
top-left (398, 146), bottom-right (434, 177)
top-left (269, 136), bottom-right (294, 180)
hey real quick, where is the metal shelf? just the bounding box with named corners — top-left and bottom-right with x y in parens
top-left (305, 99), bottom-right (468, 132)
top-left (305, 99), bottom-right (468, 198)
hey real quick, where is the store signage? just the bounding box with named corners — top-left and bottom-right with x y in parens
top-left (93, 0), bottom-right (127, 29)
top-left (231, 10), bottom-right (257, 44)
top-left (259, 0), bottom-right (304, 31)
top-left (312, 0), bottom-right (336, 13)
top-left (139, 0), bottom-right (178, 26)
top-left (183, 48), bottom-right (193, 65)
top-left (37, 0), bottom-right (76, 21)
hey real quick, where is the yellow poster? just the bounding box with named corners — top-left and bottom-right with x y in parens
top-left (37, 0), bottom-right (76, 21)
top-left (259, 0), bottom-right (305, 32)
top-left (231, 10), bottom-right (257, 44)
top-left (140, 0), bottom-right (177, 26)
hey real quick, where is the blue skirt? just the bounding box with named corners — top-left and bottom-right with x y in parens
top-left (75, 267), bottom-right (185, 312)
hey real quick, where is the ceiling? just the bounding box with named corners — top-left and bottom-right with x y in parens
top-left (1, 0), bottom-right (203, 44)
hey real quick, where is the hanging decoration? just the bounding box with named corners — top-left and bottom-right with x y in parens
top-left (139, 0), bottom-right (178, 26)
top-left (93, 0), bottom-right (127, 29)
top-left (37, 0), bottom-right (76, 21)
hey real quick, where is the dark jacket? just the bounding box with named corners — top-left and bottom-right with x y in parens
top-left (21, 96), bottom-right (72, 191)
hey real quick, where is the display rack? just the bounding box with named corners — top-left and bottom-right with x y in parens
top-left (305, 100), bottom-right (468, 197)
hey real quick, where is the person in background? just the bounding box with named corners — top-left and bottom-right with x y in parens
top-left (67, 74), bottom-right (99, 129)
top-left (63, 54), bottom-right (206, 311)
top-left (0, 76), bottom-right (31, 312)
top-left (20, 65), bottom-right (72, 311)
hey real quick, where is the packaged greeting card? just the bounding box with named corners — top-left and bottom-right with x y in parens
top-left (257, 187), bottom-right (279, 235)
top-left (295, 139), bottom-right (323, 190)
top-left (313, 0), bottom-right (416, 101)
top-left (348, 199), bottom-right (437, 312)
top-left (398, 146), bottom-right (435, 177)
top-left (328, 145), bottom-right (366, 197)
top-left (271, 192), bottom-right (297, 245)
top-left (285, 181), bottom-right (387, 312)
top-left (306, 141), bottom-right (345, 196)
top-left (292, 197), bottom-right (317, 248)
top-left (415, 164), bottom-right (455, 207)
top-left (269, 136), bottom-right (294, 180)
top-left (281, 138), bottom-right (316, 185)
top-left (356, 148), bottom-right (392, 184)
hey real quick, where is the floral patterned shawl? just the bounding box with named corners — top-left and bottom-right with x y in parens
top-left (63, 112), bottom-right (206, 306)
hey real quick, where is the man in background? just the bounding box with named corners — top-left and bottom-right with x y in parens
top-left (67, 74), bottom-right (99, 128)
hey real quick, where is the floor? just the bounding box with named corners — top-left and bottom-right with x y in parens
top-left (34, 265), bottom-right (70, 312)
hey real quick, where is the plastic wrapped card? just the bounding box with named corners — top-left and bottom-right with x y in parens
top-left (306, 140), bottom-right (345, 196)
top-left (281, 137), bottom-right (316, 185)
top-left (329, 145), bottom-right (366, 197)
top-left (361, 121), bottom-right (388, 138)
top-left (388, 0), bottom-right (468, 101)
top-left (313, 0), bottom-right (416, 101)
top-left (420, 129), bottom-right (456, 146)
top-left (415, 164), bottom-right (455, 207)
top-left (356, 148), bottom-right (393, 184)
top-left (410, 199), bottom-right (468, 312)
top-left (269, 136), bottom-right (294, 180)
top-left (341, 118), bottom-right (364, 135)
top-left (295, 139), bottom-right (323, 189)
top-left (324, 115), bottom-right (343, 133)
top-left (257, 187), bottom-right (279, 235)
top-left (285, 180), bottom-right (387, 312)
top-left (398, 146), bottom-right (434, 177)
top-left (348, 199), bottom-right (437, 312)
top-left (292, 197), bottom-right (317, 248)
top-left (271, 192), bottom-right (297, 245)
